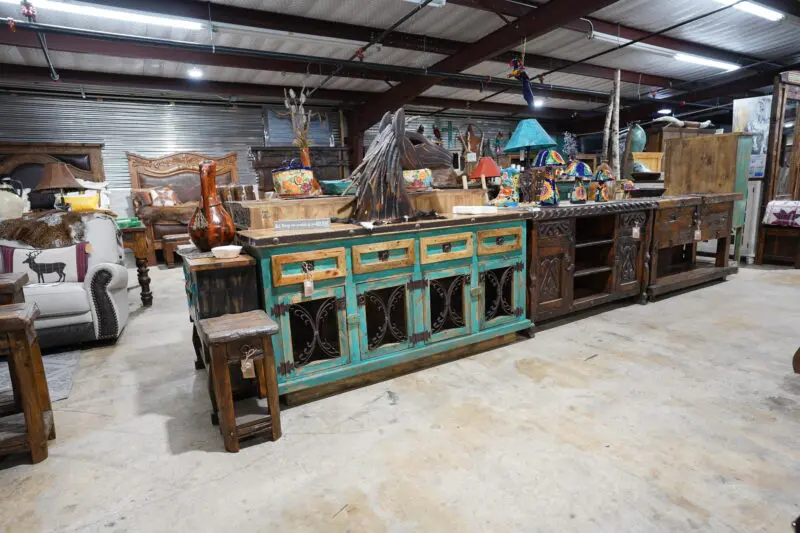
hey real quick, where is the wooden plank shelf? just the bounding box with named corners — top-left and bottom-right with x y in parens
top-left (573, 265), bottom-right (613, 278)
top-left (575, 238), bottom-right (615, 249)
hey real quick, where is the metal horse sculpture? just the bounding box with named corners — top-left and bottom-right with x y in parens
top-left (23, 250), bottom-right (67, 283)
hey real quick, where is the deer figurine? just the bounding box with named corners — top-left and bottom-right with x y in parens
top-left (22, 250), bottom-right (67, 283)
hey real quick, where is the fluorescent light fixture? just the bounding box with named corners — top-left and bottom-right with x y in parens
top-left (713, 0), bottom-right (784, 21)
top-left (533, 99), bottom-right (544, 108)
top-left (187, 67), bottom-right (203, 79)
top-left (591, 32), bottom-right (675, 57)
top-left (657, 108), bottom-right (672, 115)
top-left (2, 0), bottom-right (205, 30)
top-left (674, 53), bottom-right (740, 72)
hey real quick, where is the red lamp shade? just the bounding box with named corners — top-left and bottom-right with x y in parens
top-left (469, 157), bottom-right (502, 180)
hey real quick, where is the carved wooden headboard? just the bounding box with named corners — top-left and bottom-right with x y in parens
top-left (126, 151), bottom-right (239, 203)
top-left (0, 142), bottom-right (106, 190)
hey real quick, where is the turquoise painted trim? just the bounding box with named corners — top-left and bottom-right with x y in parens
top-left (277, 318), bottom-right (532, 394)
top-left (733, 136), bottom-right (753, 229)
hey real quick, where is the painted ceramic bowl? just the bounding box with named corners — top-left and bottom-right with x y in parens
top-left (319, 180), bottom-right (355, 196)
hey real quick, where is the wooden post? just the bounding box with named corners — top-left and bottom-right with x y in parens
top-left (601, 83), bottom-right (614, 163)
top-left (611, 69), bottom-right (621, 179)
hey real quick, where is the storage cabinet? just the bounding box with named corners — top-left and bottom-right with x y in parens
top-left (527, 202), bottom-right (654, 325)
top-left (240, 215), bottom-right (531, 395)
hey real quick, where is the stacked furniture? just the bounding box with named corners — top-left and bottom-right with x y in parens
top-left (526, 201), bottom-right (654, 325)
top-left (127, 151), bottom-right (239, 265)
top-left (250, 146), bottom-right (349, 193)
top-left (238, 213), bottom-right (532, 396)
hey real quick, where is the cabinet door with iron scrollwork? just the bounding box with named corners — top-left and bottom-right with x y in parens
top-left (355, 275), bottom-right (415, 360)
top-left (423, 265), bottom-right (473, 344)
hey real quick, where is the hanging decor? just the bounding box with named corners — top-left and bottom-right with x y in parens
top-left (507, 58), bottom-right (538, 113)
top-left (494, 131), bottom-right (505, 156)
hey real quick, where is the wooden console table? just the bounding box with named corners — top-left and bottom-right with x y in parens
top-left (238, 213), bottom-right (531, 395)
top-left (525, 201), bottom-right (655, 325)
top-left (647, 193), bottom-right (740, 300)
top-left (121, 226), bottom-right (152, 307)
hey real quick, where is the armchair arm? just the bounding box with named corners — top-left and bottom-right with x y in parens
top-left (84, 263), bottom-right (129, 340)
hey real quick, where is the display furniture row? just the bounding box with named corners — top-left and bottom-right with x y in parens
top-left (181, 194), bottom-right (740, 399)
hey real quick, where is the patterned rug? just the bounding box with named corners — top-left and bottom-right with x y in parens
top-left (0, 351), bottom-right (81, 402)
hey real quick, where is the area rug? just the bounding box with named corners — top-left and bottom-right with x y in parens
top-left (0, 351), bottom-right (81, 402)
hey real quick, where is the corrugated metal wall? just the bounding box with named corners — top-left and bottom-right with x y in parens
top-left (0, 94), bottom-right (265, 188)
top-left (364, 115), bottom-right (521, 151)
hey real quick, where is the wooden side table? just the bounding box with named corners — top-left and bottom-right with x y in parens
top-left (0, 303), bottom-right (55, 464)
top-left (163, 234), bottom-right (191, 268)
top-left (197, 310), bottom-right (281, 452)
top-left (121, 226), bottom-right (153, 307)
top-left (0, 272), bottom-right (28, 305)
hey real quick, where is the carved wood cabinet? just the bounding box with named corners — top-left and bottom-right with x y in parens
top-left (239, 215), bottom-right (531, 395)
top-left (526, 201), bottom-right (655, 324)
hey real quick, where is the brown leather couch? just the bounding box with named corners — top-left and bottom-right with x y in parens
top-left (127, 152), bottom-right (238, 265)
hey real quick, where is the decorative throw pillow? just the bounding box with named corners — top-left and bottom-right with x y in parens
top-left (131, 188), bottom-right (154, 208)
top-left (1, 243), bottom-right (89, 283)
top-left (150, 187), bottom-right (179, 207)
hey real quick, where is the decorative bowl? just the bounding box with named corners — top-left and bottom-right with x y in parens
top-left (319, 180), bottom-right (355, 195)
top-left (211, 245), bottom-right (242, 259)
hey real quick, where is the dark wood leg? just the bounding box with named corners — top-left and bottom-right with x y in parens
top-left (716, 235), bottom-right (731, 268)
top-left (192, 325), bottom-right (205, 370)
top-left (29, 338), bottom-right (54, 440)
top-left (261, 338), bottom-right (281, 441)
top-left (793, 347), bottom-right (800, 374)
top-left (210, 346), bottom-right (238, 452)
top-left (164, 245), bottom-right (176, 268)
top-left (10, 332), bottom-right (48, 463)
top-left (136, 257), bottom-right (153, 307)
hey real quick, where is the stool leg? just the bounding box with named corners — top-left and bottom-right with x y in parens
top-left (9, 332), bottom-right (47, 463)
top-left (260, 337), bottom-right (281, 441)
top-left (29, 337), bottom-right (54, 440)
top-left (165, 246), bottom-right (176, 268)
top-left (254, 359), bottom-right (268, 399)
top-left (192, 325), bottom-right (205, 370)
top-left (210, 346), bottom-right (238, 452)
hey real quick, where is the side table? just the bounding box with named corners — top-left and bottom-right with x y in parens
top-left (121, 226), bottom-right (153, 307)
top-left (0, 303), bottom-right (55, 463)
top-left (163, 234), bottom-right (191, 268)
top-left (0, 272), bottom-right (28, 305)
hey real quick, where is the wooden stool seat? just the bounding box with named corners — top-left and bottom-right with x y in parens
top-left (197, 310), bottom-right (281, 452)
top-left (163, 233), bottom-right (191, 268)
top-left (0, 303), bottom-right (55, 464)
top-left (0, 273), bottom-right (28, 305)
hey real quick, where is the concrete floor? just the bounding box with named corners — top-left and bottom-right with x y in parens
top-left (0, 265), bottom-right (798, 533)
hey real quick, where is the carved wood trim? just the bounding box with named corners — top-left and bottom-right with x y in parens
top-left (538, 220), bottom-right (571, 238)
top-left (526, 200), bottom-right (656, 220)
top-left (126, 151), bottom-right (239, 189)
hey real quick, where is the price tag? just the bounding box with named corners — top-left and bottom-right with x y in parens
top-left (694, 229), bottom-right (702, 241)
top-left (632, 225), bottom-right (640, 239)
top-left (304, 278), bottom-right (314, 296)
top-left (241, 358), bottom-right (256, 379)
top-left (466, 152), bottom-right (477, 162)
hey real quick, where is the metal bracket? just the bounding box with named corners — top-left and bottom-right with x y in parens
top-left (514, 307), bottom-right (523, 317)
top-left (410, 331), bottom-right (431, 344)
top-left (357, 293), bottom-right (366, 306)
top-left (514, 261), bottom-right (524, 272)
top-left (278, 361), bottom-right (296, 376)
top-left (270, 302), bottom-right (289, 316)
top-left (377, 250), bottom-right (390, 262)
top-left (336, 297), bottom-right (346, 310)
top-left (407, 279), bottom-right (428, 291)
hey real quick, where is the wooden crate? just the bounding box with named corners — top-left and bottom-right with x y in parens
top-left (632, 152), bottom-right (663, 172)
top-left (645, 126), bottom-right (717, 152)
top-left (228, 189), bottom-right (486, 229)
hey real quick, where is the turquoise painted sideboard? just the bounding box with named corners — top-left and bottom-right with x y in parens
top-left (239, 214), bottom-right (532, 394)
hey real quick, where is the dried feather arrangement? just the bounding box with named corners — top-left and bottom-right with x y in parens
top-left (281, 86), bottom-right (321, 167)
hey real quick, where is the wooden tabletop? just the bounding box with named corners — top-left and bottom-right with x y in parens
top-left (0, 272), bottom-right (28, 293)
top-left (198, 310), bottom-right (279, 345)
top-left (0, 303), bottom-right (40, 332)
top-left (185, 254), bottom-right (256, 272)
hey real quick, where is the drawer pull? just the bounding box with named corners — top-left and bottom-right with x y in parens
top-left (442, 242), bottom-right (452, 253)
top-left (495, 235), bottom-right (505, 246)
top-left (377, 250), bottom-right (390, 262)
top-left (302, 260), bottom-right (315, 272)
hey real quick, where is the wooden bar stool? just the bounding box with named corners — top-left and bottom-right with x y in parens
top-left (0, 303), bottom-right (55, 464)
top-left (0, 272), bottom-right (28, 305)
top-left (197, 310), bottom-right (281, 452)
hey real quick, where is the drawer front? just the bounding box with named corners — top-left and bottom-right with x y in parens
top-left (700, 203), bottom-right (732, 241)
top-left (654, 207), bottom-right (696, 246)
top-left (477, 227), bottom-right (523, 256)
top-left (271, 247), bottom-right (347, 287)
top-left (352, 239), bottom-right (415, 274)
top-left (420, 232), bottom-right (473, 264)
top-left (536, 219), bottom-right (574, 249)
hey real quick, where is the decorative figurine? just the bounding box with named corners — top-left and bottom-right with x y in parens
top-left (490, 168), bottom-right (520, 207)
top-left (570, 178), bottom-right (588, 204)
top-left (507, 57), bottom-right (537, 113)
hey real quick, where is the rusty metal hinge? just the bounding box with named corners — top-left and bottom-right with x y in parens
top-left (514, 307), bottom-right (523, 317)
top-left (271, 302), bottom-right (289, 317)
top-left (278, 361), bottom-right (296, 376)
top-left (407, 279), bottom-right (428, 291)
top-left (336, 297), bottom-right (346, 310)
top-left (357, 293), bottom-right (366, 306)
top-left (514, 261), bottom-right (524, 272)
top-left (410, 331), bottom-right (431, 344)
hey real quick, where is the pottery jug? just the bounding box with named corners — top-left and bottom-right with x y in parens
top-left (188, 160), bottom-right (236, 252)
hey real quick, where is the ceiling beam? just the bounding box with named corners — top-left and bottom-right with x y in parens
top-left (0, 63), bottom-right (572, 121)
top-left (447, 0), bottom-right (775, 68)
top-left (0, 27), bottom-right (620, 105)
top-left (82, 0), bottom-right (676, 87)
top-left (351, 0), bottom-right (621, 131)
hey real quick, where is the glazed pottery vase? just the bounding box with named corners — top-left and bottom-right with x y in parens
top-left (539, 170), bottom-right (559, 207)
top-left (189, 160), bottom-right (236, 252)
top-left (570, 178), bottom-right (587, 204)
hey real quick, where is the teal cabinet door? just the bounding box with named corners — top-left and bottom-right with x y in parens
top-left (424, 265), bottom-right (472, 343)
top-left (274, 285), bottom-right (351, 380)
top-left (478, 257), bottom-right (525, 330)
top-left (355, 275), bottom-right (414, 359)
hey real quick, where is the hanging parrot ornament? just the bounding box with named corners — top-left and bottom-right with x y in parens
top-left (433, 124), bottom-right (442, 146)
top-left (508, 58), bottom-right (536, 113)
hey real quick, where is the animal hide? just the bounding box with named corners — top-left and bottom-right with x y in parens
top-left (137, 202), bottom-right (199, 225)
top-left (0, 211), bottom-right (86, 248)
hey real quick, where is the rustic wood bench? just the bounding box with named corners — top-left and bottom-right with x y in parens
top-left (197, 310), bottom-right (281, 452)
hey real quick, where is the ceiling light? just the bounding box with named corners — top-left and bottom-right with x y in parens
top-left (657, 108), bottom-right (672, 115)
top-left (2, 0), bottom-right (205, 30)
top-left (590, 32), bottom-right (675, 57)
top-left (187, 67), bottom-right (203, 79)
top-left (533, 99), bottom-right (544, 108)
top-left (674, 53), bottom-right (740, 72)
top-left (712, 0), bottom-right (784, 21)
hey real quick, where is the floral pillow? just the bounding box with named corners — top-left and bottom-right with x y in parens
top-left (150, 187), bottom-right (179, 207)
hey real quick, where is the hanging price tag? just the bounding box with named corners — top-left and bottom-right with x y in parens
top-left (304, 278), bottom-right (314, 296)
top-left (694, 229), bottom-right (702, 241)
top-left (632, 225), bottom-right (640, 240)
top-left (240, 345), bottom-right (256, 379)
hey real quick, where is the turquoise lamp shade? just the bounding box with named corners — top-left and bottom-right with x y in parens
top-left (503, 119), bottom-right (557, 153)
top-left (533, 149), bottom-right (566, 167)
top-left (563, 161), bottom-right (593, 179)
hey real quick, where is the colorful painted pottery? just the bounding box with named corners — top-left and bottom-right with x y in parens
top-left (189, 160), bottom-right (236, 252)
top-left (319, 179), bottom-right (355, 195)
top-left (534, 149), bottom-right (566, 168)
top-left (490, 168), bottom-right (520, 207)
top-left (595, 181), bottom-right (613, 202)
top-left (402, 168), bottom-right (433, 190)
top-left (629, 124), bottom-right (647, 153)
top-left (593, 162), bottom-right (615, 183)
top-left (271, 159), bottom-right (321, 197)
top-left (563, 160), bottom-right (593, 179)
top-left (570, 178), bottom-right (587, 204)
top-left (538, 169), bottom-right (559, 207)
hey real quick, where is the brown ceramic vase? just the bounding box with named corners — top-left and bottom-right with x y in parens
top-left (188, 160), bottom-right (236, 252)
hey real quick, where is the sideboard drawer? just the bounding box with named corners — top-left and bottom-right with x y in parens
top-left (420, 232), bottom-right (474, 264)
top-left (700, 203), bottom-right (732, 241)
top-left (352, 239), bottom-right (415, 274)
top-left (654, 207), bottom-right (696, 246)
top-left (271, 247), bottom-right (347, 287)
top-left (477, 227), bottom-right (523, 256)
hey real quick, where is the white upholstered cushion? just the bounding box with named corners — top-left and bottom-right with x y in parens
top-left (24, 282), bottom-right (90, 317)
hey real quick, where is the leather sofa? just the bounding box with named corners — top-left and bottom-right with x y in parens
top-left (0, 213), bottom-right (129, 349)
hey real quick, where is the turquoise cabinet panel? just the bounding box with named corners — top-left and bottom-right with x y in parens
top-left (356, 275), bottom-right (415, 359)
top-left (424, 265), bottom-right (473, 343)
top-left (478, 256), bottom-right (525, 330)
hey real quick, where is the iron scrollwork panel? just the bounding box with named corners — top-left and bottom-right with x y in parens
top-left (288, 296), bottom-right (342, 368)
top-left (429, 275), bottom-right (468, 334)
top-left (363, 285), bottom-right (408, 350)
top-left (482, 266), bottom-right (515, 321)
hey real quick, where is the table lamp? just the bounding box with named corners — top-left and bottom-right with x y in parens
top-left (504, 119), bottom-right (556, 203)
top-left (34, 163), bottom-right (85, 211)
top-left (563, 161), bottom-right (593, 205)
top-left (532, 149), bottom-right (566, 207)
